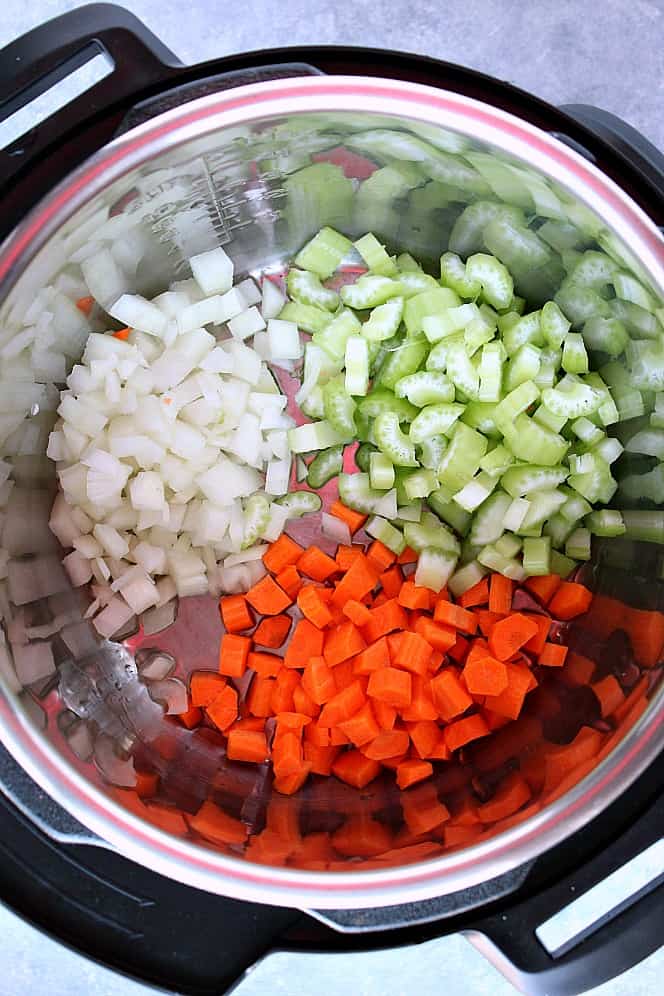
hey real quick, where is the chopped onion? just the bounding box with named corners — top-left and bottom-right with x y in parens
top-left (140, 598), bottom-right (177, 635)
top-left (137, 648), bottom-right (176, 680)
top-left (92, 595), bottom-right (135, 639)
top-left (322, 511), bottom-right (352, 546)
top-left (12, 641), bottom-right (55, 686)
top-left (94, 733), bottom-right (136, 787)
top-left (148, 677), bottom-right (188, 714)
top-left (63, 550), bottom-right (93, 587)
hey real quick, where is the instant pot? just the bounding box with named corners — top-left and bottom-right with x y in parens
top-left (0, 5), bottom-right (662, 994)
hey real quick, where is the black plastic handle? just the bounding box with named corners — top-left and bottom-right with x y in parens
top-left (466, 789), bottom-right (663, 995)
top-left (0, 4), bottom-right (181, 189)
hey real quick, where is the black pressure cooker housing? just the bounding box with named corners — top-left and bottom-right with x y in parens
top-left (0, 6), bottom-right (662, 995)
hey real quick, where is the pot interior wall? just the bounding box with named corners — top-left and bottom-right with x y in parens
top-left (0, 102), bottom-right (662, 877)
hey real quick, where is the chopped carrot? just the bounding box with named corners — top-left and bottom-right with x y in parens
top-left (272, 730), bottom-right (303, 777)
top-left (463, 655), bottom-right (508, 696)
top-left (362, 598), bottom-right (409, 642)
top-left (373, 699), bottom-right (397, 730)
top-left (113, 326), bottom-right (132, 340)
top-left (430, 670), bottom-right (473, 720)
top-left (274, 763), bottom-right (312, 796)
top-left (332, 553), bottom-right (379, 607)
top-left (396, 758), bottom-right (433, 789)
top-left (333, 657), bottom-right (358, 692)
top-left (338, 700), bottom-right (380, 746)
top-left (252, 616), bottom-right (292, 650)
top-left (524, 573), bottom-right (562, 605)
top-left (538, 642), bottom-right (568, 667)
top-left (397, 546), bottom-right (418, 564)
top-left (302, 656), bottom-right (337, 705)
top-left (292, 683), bottom-right (320, 718)
top-left (303, 742), bottom-right (340, 775)
top-left (179, 704), bottom-right (203, 729)
top-left (623, 607), bottom-right (664, 668)
top-left (523, 614), bottom-right (551, 656)
top-left (380, 566), bottom-right (403, 599)
top-left (219, 594), bottom-right (254, 633)
top-left (459, 576), bottom-right (489, 608)
top-left (474, 609), bottom-right (503, 637)
top-left (329, 499), bottom-right (367, 534)
top-left (367, 667), bottom-right (412, 708)
top-left (270, 669), bottom-right (300, 713)
top-left (407, 720), bottom-right (439, 759)
top-left (134, 770), bottom-right (160, 797)
top-left (400, 675), bottom-right (438, 721)
top-left (75, 295), bottom-right (94, 315)
top-left (353, 636), bottom-right (391, 674)
top-left (483, 662), bottom-right (533, 720)
top-left (190, 671), bottom-right (226, 708)
top-left (145, 803), bottom-right (188, 836)
top-left (275, 565), bottom-right (302, 600)
top-left (391, 630), bottom-right (433, 676)
top-left (324, 620), bottom-right (367, 667)
top-left (218, 633), bottom-right (251, 677)
top-left (263, 534), bottom-right (303, 574)
top-left (433, 600), bottom-right (478, 634)
top-left (245, 574), bottom-right (292, 615)
top-left (592, 675), bottom-right (625, 717)
top-left (247, 675), bottom-right (276, 717)
top-left (297, 545), bottom-right (339, 582)
top-left (489, 612), bottom-right (539, 660)
top-left (413, 617), bottom-right (457, 652)
top-left (247, 650), bottom-right (282, 677)
top-left (335, 545), bottom-right (364, 571)
top-left (227, 729), bottom-right (269, 763)
top-left (363, 729), bottom-right (410, 760)
top-left (367, 539), bottom-right (397, 571)
top-left (561, 650), bottom-right (596, 686)
top-left (489, 574), bottom-right (513, 615)
top-left (444, 824), bottom-right (484, 848)
top-left (398, 580), bottom-right (432, 611)
top-left (188, 800), bottom-right (247, 845)
top-left (206, 685), bottom-right (238, 732)
top-left (548, 581), bottom-right (593, 620)
top-left (284, 618), bottom-right (324, 668)
top-left (330, 727), bottom-right (351, 746)
top-left (332, 814), bottom-right (393, 857)
top-left (543, 727), bottom-right (602, 790)
top-left (444, 713), bottom-right (490, 752)
top-left (448, 634), bottom-right (470, 663)
top-left (342, 598), bottom-right (372, 626)
top-left (476, 773), bottom-right (531, 823)
top-left (400, 783), bottom-right (450, 833)
top-left (319, 680), bottom-right (366, 727)
top-left (332, 749), bottom-right (381, 788)
top-left (465, 638), bottom-right (491, 666)
top-left (297, 585), bottom-right (334, 628)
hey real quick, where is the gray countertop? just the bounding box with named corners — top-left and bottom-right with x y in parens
top-left (1, 1), bottom-right (663, 993)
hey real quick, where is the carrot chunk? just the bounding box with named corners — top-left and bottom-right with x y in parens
top-left (263, 534), bottom-right (304, 574)
top-left (297, 545), bottom-right (339, 582)
top-left (218, 633), bottom-right (251, 677)
top-left (548, 581), bottom-right (593, 620)
top-left (253, 614), bottom-right (291, 648)
top-left (245, 575), bottom-right (292, 615)
top-left (489, 612), bottom-right (539, 660)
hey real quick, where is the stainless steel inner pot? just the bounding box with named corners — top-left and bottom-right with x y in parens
top-left (0, 76), bottom-right (662, 909)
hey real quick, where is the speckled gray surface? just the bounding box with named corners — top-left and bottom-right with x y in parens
top-left (0, 1), bottom-right (663, 993)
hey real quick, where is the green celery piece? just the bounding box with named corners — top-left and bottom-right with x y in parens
top-left (483, 214), bottom-right (552, 272)
top-left (369, 451), bottom-right (395, 490)
top-left (541, 300), bottom-right (571, 348)
top-left (395, 370), bottom-right (454, 406)
top-left (322, 376), bottom-right (356, 436)
top-left (440, 251), bottom-right (481, 299)
top-left (461, 401), bottom-right (500, 437)
top-left (307, 445), bottom-right (344, 488)
top-left (501, 465), bottom-right (568, 497)
top-left (354, 233), bottom-right (399, 276)
top-left (365, 516), bottom-right (406, 554)
top-left (312, 308), bottom-right (362, 360)
top-left (446, 340), bottom-right (480, 398)
top-left (357, 388), bottom-right (418, 423)
top-left (403, 519), bottom-right (461, 555)
top-left (437, 422), bottom-right (488, 493)
top-left (354, 442), bottom-right (376, 473)
top-left (466, 253), bottom-right (514, 310)
top-left (362, 296), bottom-right (404, 342)
top-left (409, 403), bottom-right (465, 443)
top-left (376, 338), bottom-right (429, 391)
top-left (403, 287), bottom-right (460, 334)
top-left (582, 317), bottom-right (629, 358)
top-left (469, 491), bottom-right (512, 546)
top-left (522, 536), bottom-right (552, 576)
top-left (286, 268), bottom-right (339, 311)
top-left (403, 468), bottom-right (438, 499)
top-left (418, 435), bottom-right (449, 470)
top-left (565, 527), bottom-right (592, 561)
top-left (286, 168), bottom-right (354, 248)
top-left (562, 332), bottom-right (589, 374)
top-left (414, 548), bottom-right (459, 592)
top-left (502, 310), bottom-right (544, 354)
top-left (292, 222), bottom-right (353, 278)
top-left (340, 274), bottom-right (403, 309)
top-left (448, 201), bottom-right (524, 257)
top-left (279, 300), bottom-right (332, 334)
top-left (374, 410), bottom-right (418, 466)
top-left (585, 510), bottom-right (626, 537)
top-left (337, 472), bottom-right (384, 514)
top-left (502, 413), bottom-right (568, 466)
top-left (275, 491), bottom-right (322, 516)
top-left (427, 489), bottom-right (472, 535)
top-left (555, 277), bottom-right (611, 328)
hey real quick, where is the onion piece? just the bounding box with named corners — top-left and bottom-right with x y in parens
top-left (322, 511), bottom-right (352, 547)
top-left (66, 719), bottom-right (95, 761)
top-left (94, 733), bottom-right (136, 787)
top-left (148, 677), bottom-right (188, 714)
top-left (140, 598), bottom-right (178, 636)
top-left (12, 641), bottom-right (55, 686)
top-left (136, 649), bottom-right (176, 681)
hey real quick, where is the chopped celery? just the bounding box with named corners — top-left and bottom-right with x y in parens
top-left (446, 341), bottom-right (481, 398)
top-left (495, 533), bottom-right (522, 558)
top-left (461, 401), bottom-right (501, 437)
top-left (307, 445), bottom-right (343, 488)
top-left (494, 380), bottom-right (540, 430)
top-left (338, 472), bottom-right (384, 514)
top-left (294, 226), bottom-right (353, 278)
top-left (542, 377), bottom-right (602, 418)
top-left (611, 299), bottom-right (659, 339)
top-left (565, 527), bottom-right (592, 561)
top-left (403, 287), bottom-right (460, 334)
top-left (355, 442), bottom-right (376, 473)
top-left (502, 413), bottom-right (568, 466)
top-left (397, 252), bottom-right (423, 272)
top-left (422, 303), bottom-right (481, 343)
top-left (374, 411), bottom-right (418, 466)
top-left (541, 300), bottom-right (571, 348)
top-left (414, 547), bottom-right (458, 592)
top-left (395, 370), bottom-right (454, 406)
top-left (288, 420), bottom-right (349, 453)
top-left (340, 275), bottom-right (403, 309)
top-left (466, 253), bottom-right (514, 310)
top-left (622, 510), bottom-right (664, 544)
top-left (438, 422), bottom-right (489, 492)
top-left (300, 383), bottom-right (325, 420)
top-left (586, 509), bottom-right (626, 537)
top-left (559, 486), bottom-right (592, 523)
top-left (286, 269), bottom-right (339, 311)
top-left (375, 338), bottom-right (428, 391)
top-left (369, 451), bottom-right (395, 490)
top-left (365, 516), bottom-right (406, 554)
top-left (448, 201), bottom-right (523, 257)
top-left (483, 213), bottom-right (552, 272)
top-left (409, 403), bottom-right (465, 443)
top-left (502, 310), bottom-right (544, 354)
top-left (627, 338), bottom-right (664, 392)
top-left (403, 518), bottom-right (461, 555)
top-left (453, 471), bottom-right (497, 512)
top-left (504, 497), bottom-right (530, 531)
top-left (522, 536), bottom-right (551, 575)
top-left (568, 250), bottom-right (618, 289)
top-left (501, 465), bottom-right (568, 497)
top-left (276, 490), bottom-right (322, 516)
top-left (571, 417), bottom-right (605, 445)
top-left (312, 308), bottom-right (362, 360)
top-left (505, 344), bottom-right (541, 391)
top-left (478, 341), bottom-right (504, 402)
top-left (354, 233), bottom-right (398, 276)
top-left (397, 501), bottom-right (423, 523)
top-left (468, 490), bottom-right (511, 546)
top-left (521, 489), bottom-right (567, 530)
top-left (418, 435), bottom-right (449, 470)
top-left (448, 560), bottom-right (487, 597)
top-left (550, 549), bottom-right (577, 578)
top-left (477, 544), bottom-right (526, 581)
top-left (533, 404), bottom-right (567, 433)
top-left (480, 443), bottom-right (514, 477)
top-left (562, 333), bottom-right (589, 374)
top-left (323, 376), bottom-right (357, 436)
top-left (279, 300), bottom-right (332, 334)
top-left (582, 316), bottom-right (628, 357)
top-left (555, 278), bottom-right (611, 328)
top-left (440, 251), bottom-right (481, 298)
top-left (427, 490), bottom-right (472, 534)
top-left (464, 313), bottom-right (496, 356)
top-left (344, 335), bottom-right (369, 396)
top-left (296, 456), bottom-right (308, 482)
top-left (613, 272), bottom-right (656, 311)
top-left (398, 272), bottom-right (440, 297)
top-left (357, 389), bottom-right (418, 423)
top-left (403, 468), bottom-right (438, 499)
top-left (425, 332), bottom-right (465, 372)
top-left (625, 428), bottom-right (664, 459)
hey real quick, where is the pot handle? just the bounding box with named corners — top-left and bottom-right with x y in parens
top-left (464, 789), bottom-right (664, 996)
top-left (558, 104), bottom-right (664, 201)
top-left (0, 4), bottom-right (182, 189)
